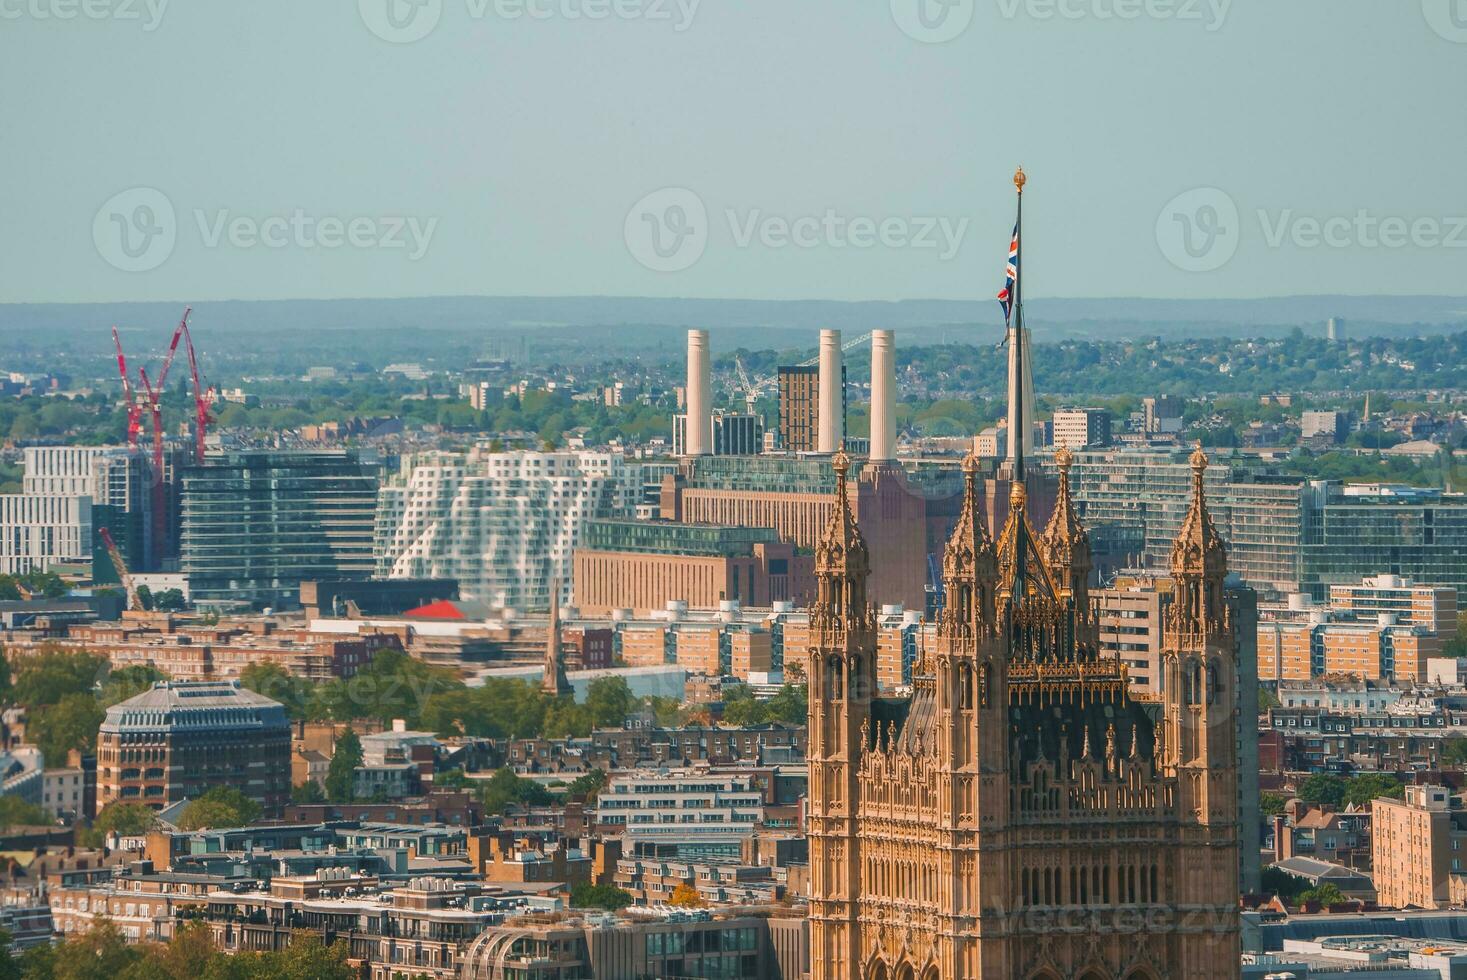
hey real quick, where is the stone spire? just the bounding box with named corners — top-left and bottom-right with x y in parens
top-left (939, 451), bottom-right (998, 637)
top-left (1166, 445), bottom-right (1229, 639)
top-left (1170, 446), bottom-right (1227, 582)
top-left (1040, 446), bottom-right (1093, 617)
top-left (812, 450), bottom-right (870, 632)
top-left (995, 480), bottom-right (1057, 609)
top-left (542, 579), bottom-right (572, 697)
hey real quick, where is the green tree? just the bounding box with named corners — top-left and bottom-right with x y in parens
top-left (568, 883), bottom-right (633, 910)
top-left (1343, 772), bottom-right (1405, 808)
top-left (0, 928), bottom-right (21, 980)
top-left (29, 691), bottom-right (104, 763)
top-left (1259, 792), bottom-right (1289, 818)
top-left (268, 935), bottom-right (356, 980)
top-left (291, 780), bottom-right (327, 804)
top-left (478, 767), bottom-right (551, 815)
top-left (0, 796), bottom-right (47, 830)
top-left (177, 786), bottom-right (262, 830)
top-left (1443, 737), bottom-right (1467, 768)
top-left (151, 588), bottom-right (186, 612)
top-left (80, 801), bottom-right (159, 846)
top-left (239, 662), bottom-right (312, 720)
top-left (1295, 773), bottom-right (1347, 806)
top-left (1261, 866), bottom-right (1306, 902)
top-left (325, 729), bottom-right (363, 803)
top-left (565, 769), bottom-right (607, 802)
top-left (51, 919), bottom-right (142, 980)
top-left (542, 699), bottom-right (591, 739)
top-left (11, 649), bottom-right (108, 707)
top-left (584, 676), bottom-right (633, 728)
top-left (1298, 882), bottom-right (1347, 907)
top-left (100, 665), bottom-right (168, 707)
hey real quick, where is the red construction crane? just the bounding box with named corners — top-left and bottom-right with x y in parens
top-left (139, 307), bottom-right (191, 556)
top-left (180, 319), bottom-right (214, 463)
top-left (111, 326), bottom-right (144, 447)
top-left (98, 526), bottom-right (140, 611)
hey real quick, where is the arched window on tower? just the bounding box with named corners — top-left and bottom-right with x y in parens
top-left (826, 656), bottom-right (844, 701)
top-left (958, 662), bottom-right (974, 711)
top-left (980, 662), bottom-right (993, 707)
top-left (1184, 657), bottom-right (1203, 706)
top-left (1206, 660), bottom-right (1220, 705)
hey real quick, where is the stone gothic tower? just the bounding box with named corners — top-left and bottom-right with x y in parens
top-left (805, 171), bottom-right (1240, 978)
top-left (806, 450), bottom-right (878, 980)
top-left (1162, 447), bottom-right (1242, 976)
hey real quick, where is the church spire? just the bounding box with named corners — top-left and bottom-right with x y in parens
top-left (542, 579), bottom-right (572, 698)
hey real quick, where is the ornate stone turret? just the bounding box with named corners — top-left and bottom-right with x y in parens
top-left (1167, 445), bottom-right (1229, 641)
top-left (1162, 444), bottom-right (1239, 929)
top-left (939, 452), bottom-right (999, 639)
top-left (805, 448), bottom-right (876, 980)
top-left (1040, 446), bottom-right (1094, 630)
top-left (811, 450), bottom-right (871, 634)
top-left (995, 480), bottom-right (1058, 611)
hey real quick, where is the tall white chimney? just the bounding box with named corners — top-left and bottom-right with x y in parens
top-left (869, 330), bottom-right (895, 463)
top-left (817, 328), bottom-right (843, 453)
top-left (685, 329), bottom-right (711, 456)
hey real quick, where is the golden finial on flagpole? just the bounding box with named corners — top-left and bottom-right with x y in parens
top-left (1014, 166), bottom-right (1026, 194)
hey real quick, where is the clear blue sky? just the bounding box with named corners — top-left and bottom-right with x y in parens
top-left (3, 0), bottom-right (1464, 304)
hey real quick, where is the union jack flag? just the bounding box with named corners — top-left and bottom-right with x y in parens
top-left (997, 223), bottom-right (1018, 323)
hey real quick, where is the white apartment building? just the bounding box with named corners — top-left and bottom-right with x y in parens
top-left (595, 768), bottom-right (765, 843)
top-left (1051, 407), bottom-right (1113, 450)
top-left (13, 446), bottom-right (156, 569)
top-left (374, 448), bottom-right (641, 612)
top-left (0, 494), bottom-right (91, 575)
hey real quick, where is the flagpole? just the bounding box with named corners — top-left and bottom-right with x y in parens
top-left (1012, 166), bottom-right (1026, 484)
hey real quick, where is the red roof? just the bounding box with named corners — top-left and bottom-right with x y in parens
top-left (404, 599), bottom-right (468, 620)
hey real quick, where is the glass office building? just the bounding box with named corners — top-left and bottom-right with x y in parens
top-left (1059, 449), bottom-right (1466, 601)
top-left (180, 450), bottom-right (379, 608)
